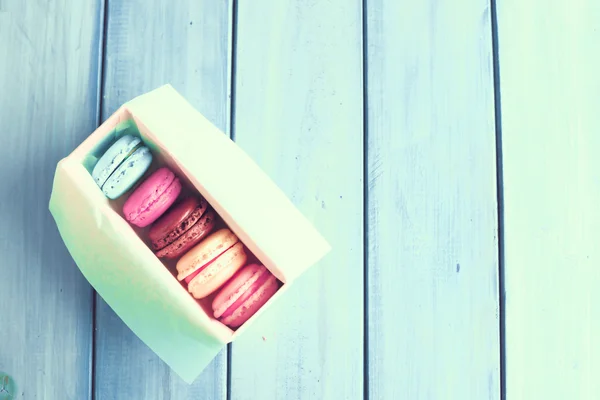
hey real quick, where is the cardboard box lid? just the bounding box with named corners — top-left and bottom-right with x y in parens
top-left (49, 85), bottom-right (331, 383)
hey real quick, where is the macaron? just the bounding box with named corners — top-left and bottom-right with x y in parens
top-left (212, 264), bottom-right (280, 328)
top-left (122, 167), bottom-right (182, 228)
top-left (176, 228), bottom-right (248, 299)
top-left (92, 135), bottom-right (153, 199)
top-left (148, 196), bottom-right (217, 259)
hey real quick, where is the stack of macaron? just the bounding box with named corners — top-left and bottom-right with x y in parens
top-left (91, 133), bottom-right (280, 328)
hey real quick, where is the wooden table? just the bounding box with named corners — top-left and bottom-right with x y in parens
top-left (1, 1), bottom-right (598, 399)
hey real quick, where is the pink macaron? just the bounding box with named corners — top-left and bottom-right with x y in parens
top-left (212, 264), bottom-right (280, 328)
top-left (123, 167), bottom-right (182, 228)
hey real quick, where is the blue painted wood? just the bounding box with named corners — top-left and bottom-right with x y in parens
top-left (497, 1), bottom-right (600, 398)
top-left (366, 0), bottom-right (500, 398)
top-left (229, 1), bottom-right (364, 399)
top-left (94, 1), bottom-right (231, 398)
top-left (0, 1), bottom-right (102, 399)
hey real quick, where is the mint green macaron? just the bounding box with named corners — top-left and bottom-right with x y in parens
top-left (91, 135), bottom-right (153, 199)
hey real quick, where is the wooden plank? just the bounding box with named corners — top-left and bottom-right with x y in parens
top-left (366, 0), bottom-right (500, 398)
top-left (94, 1), bottom-right (231, 398)
top-left (229, 1), bottom-right (364, 399)
top-left (0, 1), bottom-right (102, 399)
top-left (497, 1), bottom-right (600, 398)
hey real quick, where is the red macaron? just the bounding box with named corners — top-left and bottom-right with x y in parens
top-left (212, 264), bottom-right (280, 328)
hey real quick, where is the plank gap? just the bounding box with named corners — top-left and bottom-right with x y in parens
top-left (361, 0), bottom-right (370, 399)
top-left (227, 0), bottom-right (239, 143)
top-left (226, 343), bottom-right (233, 400)
top-left (95, 0), bottom-right (109, 126)
top-left (489, 0), bottom-right (506, 398)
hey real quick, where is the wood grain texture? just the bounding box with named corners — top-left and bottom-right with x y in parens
top-left (95, 1), bottom-right (230, 398)
top-left (230, 1), bottom-right (364, 399)
top-left (366, 1), bottom-right (500, 398)
top-left (497, 1), bottom-right (600, 398)
top-left (0, 0), bottom-right (102, 399)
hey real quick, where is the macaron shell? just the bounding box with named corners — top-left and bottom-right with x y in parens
top-left (122, 167), bottom-right (182, 227)
top-left (102, 146), bottom-right (153, 200)
top-left (92, 135), bottom-right (142, 188)
top-left (155, 209), bottom-right (216, 259)
top-left (212, 263), bottom-right (266, 318)
top-left (123, 167), bottom-right (175, 221)
top-left (217, 270), bottom-right (273, 320)
top-left (176, 228), bottom-right (239, 281)
top-left (220, 275), bottom-right (279, 328)
top-left (149, 196), bottom-right (208, 250)
top-left (188, 242), bottom-right (248, 299)
top-left (133, 178), bottom-right (181, 227)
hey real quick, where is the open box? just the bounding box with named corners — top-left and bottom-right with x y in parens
top-left (49, 85), bottom-right (331, 383)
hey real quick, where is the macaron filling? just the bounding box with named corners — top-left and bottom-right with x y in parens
top-left (99, 141), bottom-right (142, 189)
top-left (102, 146), bottom-right (153, 199)
top-left (155, 209), bottom-right (216, 259)
top-left (175, 228), bottom-right (239, 281)
top-left (151, 206), bottom-right (206, 250)
top-left (220, 275), bottom-right (279, 327)
top-left (218, 269), bottom-right (273, 320)
top-left (92, 135), bottom-right (142, 188)
top-left (150, 197), bottom-right (208, 251)
top-left (183, 240), bottom-right (238, 284)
